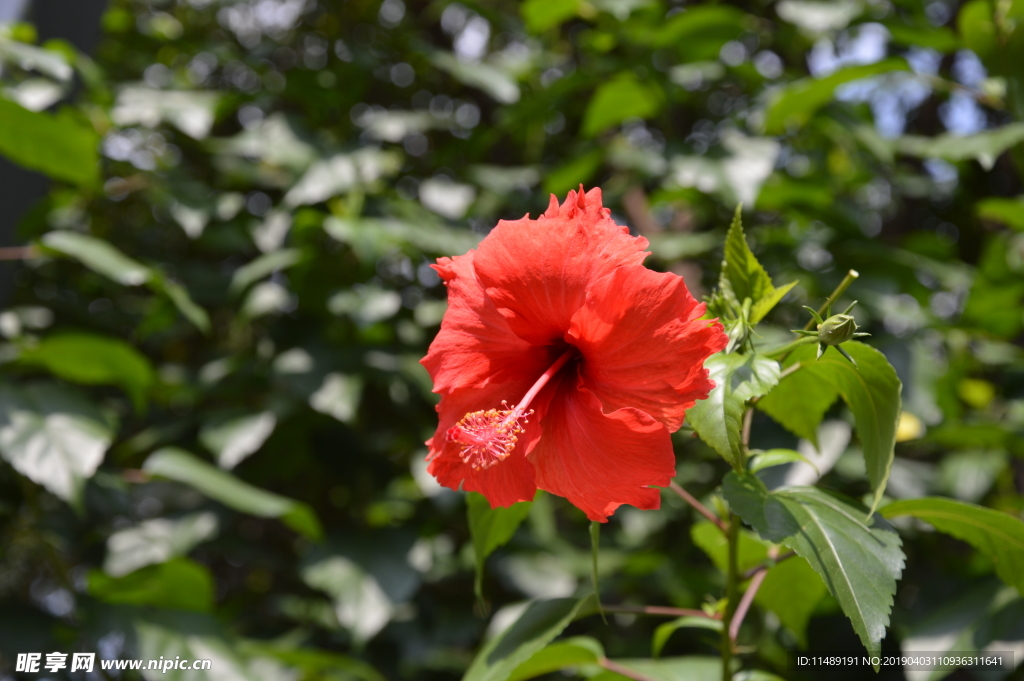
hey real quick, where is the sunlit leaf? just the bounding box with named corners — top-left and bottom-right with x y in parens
top-left (763, 59), bottom-right (909, 134)
top-left (229, 249), bottom-right (303, 295)
top-left (431, 52), bottom-right (520, 104)
top-left (892, 122), bottom-right (1024, 170)
top-left (199, 411), bottom-right (277, 470)
top-left (111, 86), bottom-right (220, 139)
top-left (687, 353), bottom-right (780, 469)
top-left (0, 382), bottom-right (113, 504)
top-left (41, 231), bottom-right (152, 286)
top-left (143, 447), bottom-right (322, 540)
top-left (104, 512), bottom-right (218, 577)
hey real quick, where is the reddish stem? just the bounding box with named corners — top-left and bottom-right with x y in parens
top-left (0, 246), bottom-right (34, 260)
top-left (669, 481), bottom-right (727, 532)
top-left (729, 567), bottom-right (767, 641)
top-left (599, 658), bottom-right (660, 681)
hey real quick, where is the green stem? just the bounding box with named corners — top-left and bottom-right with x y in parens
top-left (803, 269), bottom-right (860, 331)
top-left (720, 514), bottom-right (740, 681)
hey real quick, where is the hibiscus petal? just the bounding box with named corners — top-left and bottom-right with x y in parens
top-left (422, 251), bottom-right (551, 395)
top-left (568, 265), bottom-right (727, 431)
top-left (472, 187), bottom-right (649, 346)
top-left (427, 380), bottom-right (541, 507)
top-left (529, 376), bottom-right (675, 522)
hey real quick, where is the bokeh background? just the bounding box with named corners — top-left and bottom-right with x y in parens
top-left (0, 0), bottom-right (1023, 679)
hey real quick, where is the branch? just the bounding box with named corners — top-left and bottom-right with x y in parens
top-left (729, 566), bottom-right (768, 641)
top-left (0, 246), bottom-right (35, 261)
top-left (669, 481), bottom-right (727, 532)
top-left (602, 604), bottom-right (720, 619)
top-left (739, 550), bottom-right (796, 581)
top-left (599, 658), bottom-right (660, 681)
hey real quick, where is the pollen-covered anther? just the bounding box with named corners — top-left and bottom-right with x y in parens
top-left (446, 406), bottom-right (533, 471)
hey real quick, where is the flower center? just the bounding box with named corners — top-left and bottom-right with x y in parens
top-left (446, 347), bottom-right (576, 471)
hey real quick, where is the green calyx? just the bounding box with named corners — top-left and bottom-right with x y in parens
top-left (792, 301), bottom-right (871, 367)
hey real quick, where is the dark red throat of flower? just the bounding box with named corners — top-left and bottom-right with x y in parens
top-left (446, 347), bottom-right (576, 471)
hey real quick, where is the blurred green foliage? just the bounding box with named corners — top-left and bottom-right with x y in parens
top-left (1, 0), bottom-right (1024, 679)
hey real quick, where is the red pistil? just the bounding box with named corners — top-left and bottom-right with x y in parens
top-left (447, 347), bottom-right (576, 470)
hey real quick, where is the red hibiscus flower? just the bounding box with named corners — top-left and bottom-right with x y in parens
top-left (421, 187), bottom-right (727, 522)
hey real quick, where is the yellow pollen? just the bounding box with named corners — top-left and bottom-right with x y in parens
top-left (446, 401), bottom-right (533, 471)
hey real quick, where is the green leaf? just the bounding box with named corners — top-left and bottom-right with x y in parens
top-left (723, 473), bottom-right (905, 661)
top-left (652, 617), bottom-right (722, 657)
top-left (885, 22), bottom-right (960, 52)
top-left (634, 5), bottom-right (746, 51)
top-left (41, 231), bottom-right (152, 286)
top-left (88, 558), bottom-right (214, 611)
top-left (763, 59), bottom-right (909, 134)
top-left (104, 512), bottom-right (218, 577)
top-left (958, 0), bottom-right (997, 62)
top-left (542, 149), bottom-right (603, 196)
top-left (521, 0), bottom-right (579, 33)
top-left (507, 637), bottom-right (603, 681)
top-left (718, 207), bottom-right (797, 323)
top-left (880, 497), bottom-right (1024, 596)
top-left (133, 613), bottom-right (298, 681)
top-left (199, 411), bottom-right (277, 470)
top-left (302, 553), bottom-right (395, 643)
top-left (759, 342), bottom-right (901, 512)
top-left (0, 382), bottom-right (113, 504)
top-left (20, 333), bottom-right (155, 411)
top-left (143, 447), bottom-right (322, 540)
top-left (152, 275), bottom-right (211, 333)
top-left (238, 640), bottom-right (387, 681)
top-left (462, 597), bottom-right (595, 681)
top-left (748, 449), bottom-right (819, 474)
top-left (977, 196), bottom-right (1024, 231)
top-left (39, 232), bottom-right (209, 332)
top-left (0, 97), bottom-right (98, 185)
top-left (468, 491), bottom-right (533, 600)
top-left (111, 86), bottom-right (220, 139)
top-left (581, 72), bottom-right (663, 138)
top-left (230, 248), bottom-right (303, 295)
top-left (431, 52), bottom-right (520, 104)
top-left (590, 657), bottom-right (721, 681)
top-left (686, 352), bottom-right (780, 469)
top-left (323, 215), bottom-right (479, 261)
top-left (892, 122), bottom-right (1024, 170)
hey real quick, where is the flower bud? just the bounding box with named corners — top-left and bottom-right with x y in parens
top-left (817, 313), bottom-right (857, 346)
